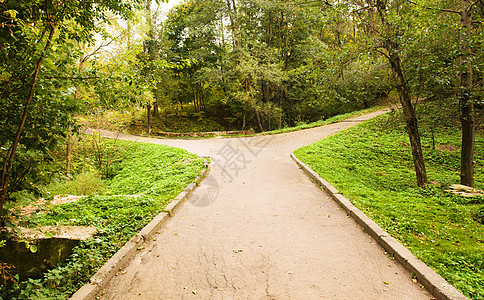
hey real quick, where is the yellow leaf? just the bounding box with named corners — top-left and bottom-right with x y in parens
top-left (4, 9), bottom-right (17, 18)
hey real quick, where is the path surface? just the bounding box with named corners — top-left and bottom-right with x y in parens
top-left (98, 110), bottom-right (432, 299)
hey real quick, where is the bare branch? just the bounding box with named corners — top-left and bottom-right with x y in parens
top-left (81, 30), bottom-right (127, 63)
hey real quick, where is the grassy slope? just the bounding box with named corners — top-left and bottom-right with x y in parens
top-left (6, 142), bottom-right (206, 299)
top-left (209, 106), bottom-right (384, 139)
top-left (295, 113), bottom-right (483, 299)
top-left (258, 106), bottom-right (383, 136)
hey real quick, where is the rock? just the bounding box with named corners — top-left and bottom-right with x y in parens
top-left (0, 226), bottom-right (98, 280)
top-left (444, 184), bottom-right (484, 198)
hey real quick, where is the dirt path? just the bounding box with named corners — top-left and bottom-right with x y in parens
top-left (99, 109), bottom-right (432, 299)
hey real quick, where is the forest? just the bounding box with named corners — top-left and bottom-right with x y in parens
top-left (0, 0), bottom-right (483, 298)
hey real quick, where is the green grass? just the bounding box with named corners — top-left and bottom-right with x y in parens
top-left (259, 106), bottom-right (383, 136)
top-left (3, 141), bottom-right (206, 299)
top-left (210, 106), bottom-right (384, 139)
top-left (294, 113), bottom-right (484, 299)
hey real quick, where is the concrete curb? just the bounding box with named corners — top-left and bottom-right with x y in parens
top-left (290, 153), bottom-right (468, 300)
top-left (70, 164), bottom-right (210, 300)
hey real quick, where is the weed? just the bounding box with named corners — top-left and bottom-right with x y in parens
top-left (47, 170), bottom-right (105, 196)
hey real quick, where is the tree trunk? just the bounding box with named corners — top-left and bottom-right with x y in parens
top-left (279, 86), bottom-right (283, 129)
top-left (147, 104), bottom-right (152, 134)
top-left (388, 48), bottom-right (427, 186)
top-left (242, 110), bottom-right (246, 130)
top-left (66, 136), bottom-right (72, 175)
top-left (226, 0), bottom-right (241, 49)
top-left (375, 0), bottom-right (427, 187)
top-left (255, 110), bottom-right (264, 132)
top-left (153, 101), bottom-right (159, 117)
top-left (459, 0), bottom-right (475, 187)
top-left (0, 24), bottom-right (57, 223)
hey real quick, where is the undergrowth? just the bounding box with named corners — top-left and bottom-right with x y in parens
top-left (81, 105), bottom-right (383, 138)
top-left (295, 111), bottom-right (483, 299)
top-left (2, 140), bottom-right (206, 299)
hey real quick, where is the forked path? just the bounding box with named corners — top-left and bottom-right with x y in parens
top-left (99, 109), bottom-right (432, 299)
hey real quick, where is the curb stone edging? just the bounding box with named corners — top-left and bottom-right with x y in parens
top-left (69, 163), bottom-right (211, 300)
top-left (290, 153), bottom-right (468, 300)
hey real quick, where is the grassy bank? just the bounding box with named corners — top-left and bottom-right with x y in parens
top-left (3, 140), bottom-right (206, 299)
top-left (258, 106), bottom-right (383, 136)
top-left (294, 113), bottom-right (483, 299)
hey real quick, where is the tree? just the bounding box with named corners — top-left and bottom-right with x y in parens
top-left (351, 0), bottom-right (428, 186)
top-left (0, 0), bottom-right (142, 224)
top-left (458, 0), bottom-right (476, 187)
top-left (405, 0), bottom-right (483, 187)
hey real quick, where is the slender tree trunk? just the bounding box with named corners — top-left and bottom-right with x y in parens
top-left (255, 110), bottom-right (264, 132)
top-left (153, 102), bottom-right (159, 117)
top-left (459, 0), bottom-right (475, 187)
top-left (279, 86), bottom-right (283, 129)
top-left (267, 113), bottom-right (271, 131)
top-left (242, 110), bottom-right (246, 130)
top-left (147, 104), bottom-right (152, 134)
top-left (374, 0), bottom-right (427, 186)
top-left (388, 48), bottom-right (427, 186)
top-left (66, 135), bottom-right (72, 175)
top-left (265, 81), bottom-right (270, 102)
top-left (226, 0), bottom-right (241, 49)
top-left (0, 24), bottom-right (57, 223)
top-left (66, 51), bottom-right (86, 176)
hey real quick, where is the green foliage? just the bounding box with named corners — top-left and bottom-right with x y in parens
top-left (47, 170), bottom-right (105, 196)
top-left (474, 206), bottom-right (484, 225)
top-left (295, 112), bottom-right (484, 299)
top-left (0, 0), bottom-right (145, 217)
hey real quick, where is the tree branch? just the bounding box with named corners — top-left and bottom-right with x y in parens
top-left (374, 48), bottom-right (391, 60)
top-left (81, 30), bottom-right (126, 63)
top-left (43, 76), bottom-right (101, 80)
top-left (406, 0), bottom-right (461, 15)
top-left (294, 0), bottom-right (331, 6)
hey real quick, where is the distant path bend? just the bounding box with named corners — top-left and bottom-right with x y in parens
top-left (98, 109), bottom-right (432, 299)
